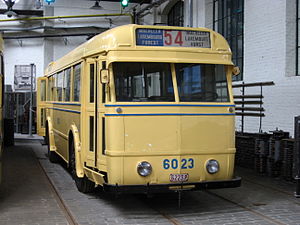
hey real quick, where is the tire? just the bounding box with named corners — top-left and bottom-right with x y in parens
top-left (46, 124), bottom-right (59, 163)
top-left (70, 140), bottom-right (95, 193)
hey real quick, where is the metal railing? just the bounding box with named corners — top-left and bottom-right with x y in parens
top-left (233, 81), bottom-right (275, 133)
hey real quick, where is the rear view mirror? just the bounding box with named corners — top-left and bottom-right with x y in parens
top-left (232, 66), bottom-right (240, 76)
top-left (100, 69), bottom-right (109, 84)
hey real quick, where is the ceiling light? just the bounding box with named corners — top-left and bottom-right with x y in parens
top-left (1, 0), bottom-right (19, 17)
top-left (90, 0), bottom-right (103, 10)
top-left (2, 0), bottom-right (20, 3)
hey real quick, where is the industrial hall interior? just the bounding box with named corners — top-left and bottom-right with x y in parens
top-left (0, 0), bottom-right (300, 225)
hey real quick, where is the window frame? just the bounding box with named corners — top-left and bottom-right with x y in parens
top-left (167, 0), bottom-right (184, 27)
top-left (297, 0), bottom-right (300, 76)
top-left (213, 0), bottom-right (244, 81)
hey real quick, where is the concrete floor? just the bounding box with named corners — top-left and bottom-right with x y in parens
top-left (0, 138), bottom-right (300, 225)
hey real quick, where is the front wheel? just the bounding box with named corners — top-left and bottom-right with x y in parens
top-left (69, 141), bottom-right (95, 193)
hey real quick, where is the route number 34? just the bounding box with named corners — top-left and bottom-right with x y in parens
top-left (163, 158), bottom-right (194, 169)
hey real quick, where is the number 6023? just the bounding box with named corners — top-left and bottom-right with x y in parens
top-left (163, 158), bottom-right (194, 169)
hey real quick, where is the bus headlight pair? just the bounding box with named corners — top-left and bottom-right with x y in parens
top-left (137, 160), bottom-right (219, 176)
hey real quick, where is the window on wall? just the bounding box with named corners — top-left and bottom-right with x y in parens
top-left (167, 0), bottom-right (184, 26)
top-left (213, 0), bottom-right (244, 81)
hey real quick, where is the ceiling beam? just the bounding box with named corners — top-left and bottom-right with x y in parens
top-left (0, 9), bottom-right (43, 16)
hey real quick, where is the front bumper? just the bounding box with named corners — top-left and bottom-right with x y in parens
top-left (103, 177), bottom-right (241, 194)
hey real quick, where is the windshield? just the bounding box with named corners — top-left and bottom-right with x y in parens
top-left (113, 62), bottom-right (229, 102)
top-left (113, 62), bottom-right (175, 102)
top-left (175, 63), bottom-right (229, 102)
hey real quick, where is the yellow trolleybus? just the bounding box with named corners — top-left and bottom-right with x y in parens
top-left (37, 24), bottom-right (241, 193)
top-left (0, 35), bottom-right (4, 185)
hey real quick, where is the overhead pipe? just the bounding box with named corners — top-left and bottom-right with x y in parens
top-left (3, 32), bottom-right (102, 39)
top-left (0, 13), bottom-right (134, 24)
top-left (0, 25), bottom-right (108, 32)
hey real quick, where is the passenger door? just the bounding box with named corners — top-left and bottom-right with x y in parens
top-left (85, 58), bottom-right (97, 167)
top-left (37, 77), bottom-right (48, 137)
top-left (96, 57), bottom-right (106, 169)
top-left (84, 56), bottom-right (106, 169)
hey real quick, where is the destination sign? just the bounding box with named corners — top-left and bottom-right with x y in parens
top-left (136, 28), bottom-right (211, 48)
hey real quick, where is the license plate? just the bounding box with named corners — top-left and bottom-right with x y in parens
top-left (170, 173), bottom-right (189, 182)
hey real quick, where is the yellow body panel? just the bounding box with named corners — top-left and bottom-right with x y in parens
top-left (37, 25), bottom-right (239, 192)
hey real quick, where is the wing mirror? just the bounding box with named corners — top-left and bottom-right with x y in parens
top-left (100, 69), bottom-right (109, 84)
top-left (232, 66), bottom-right (240, 76)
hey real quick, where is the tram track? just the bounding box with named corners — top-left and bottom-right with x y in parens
top-left (34, 145), bottom-right (184, 225)
top-left (242, 177), bottom-right (300, 205)
top-left (32, 142), bottom-right (299, 225)
top-left (157, 210), bottom-right (185, 225)
top-left (34, 154), bottom-right (299, 225)
top-left (206, 190), bottom-right (287, 225)
top-left (145, 189), bottom-right (288, 225)
top-left (35, 153), bottom-right (78, 225)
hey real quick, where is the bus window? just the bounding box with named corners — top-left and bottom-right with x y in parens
top-left (0, 54), bottom-right (3, 75)
top-left (64, 68), bottom-right (71, 102)
top-left (175, 64), bottom-right (229, 102)
top-left (48, 76), bottom-right (54, 101)
top-left (0, 54), bottom-right (4, 107)
top-left (57, 71), bottom-right (63, 101)
top-left (113, 62), bottom-right (174, 102)
top-left (73, 64), bottom-right (81, 102)
top-left (215, 65), bottom-right (230, 102)
top-left (89, 64), bottom-right (95, 103)
top-left (40, 80), bottom-right (46, 102)
top-left (89, 116), bottom-right (94, 152)
top-left (52, 74), bottom-right (57, 101)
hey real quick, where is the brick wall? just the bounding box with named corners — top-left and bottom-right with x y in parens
top-left (241, 0), bottom-right (300, 136)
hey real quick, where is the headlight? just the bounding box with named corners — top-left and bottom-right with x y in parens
top-left (206, 159), bottom-right (219, 174)
top-left (137, 161), bottom-right (152, 177)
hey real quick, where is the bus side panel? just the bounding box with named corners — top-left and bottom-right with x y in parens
top-left (52, 108), bottom-right (80, 162)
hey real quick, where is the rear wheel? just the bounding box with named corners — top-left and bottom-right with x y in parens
top-left (70, 140), bottom-right (95, 193)
top-left (46, 124), bottom-right (59, 163)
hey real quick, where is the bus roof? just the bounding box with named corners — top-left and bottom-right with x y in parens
top-left (45, 24), bottom-right (233, 76)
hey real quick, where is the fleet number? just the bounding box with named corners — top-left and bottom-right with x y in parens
top-left (163, 158), bottom-right (194, 169)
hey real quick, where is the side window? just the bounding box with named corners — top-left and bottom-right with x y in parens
top-left (73, 63), bottom-right (81, 102)
top-left (0, 53), bottom-right (4, 75)
top-left (0, 54), bottom-right (4, 107)
top-left (48, 76), bottom-right (54, 101)
top-left (57, 71), bottom-right (63, 101)
top-left (52, 74), bottom-right (57, 101)
top-left (64, 68), bottom-right (71, 102)
top-left (40, 80), bottom-right (46, 101)
top-left (90, 64), bottom-right (95, 103)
